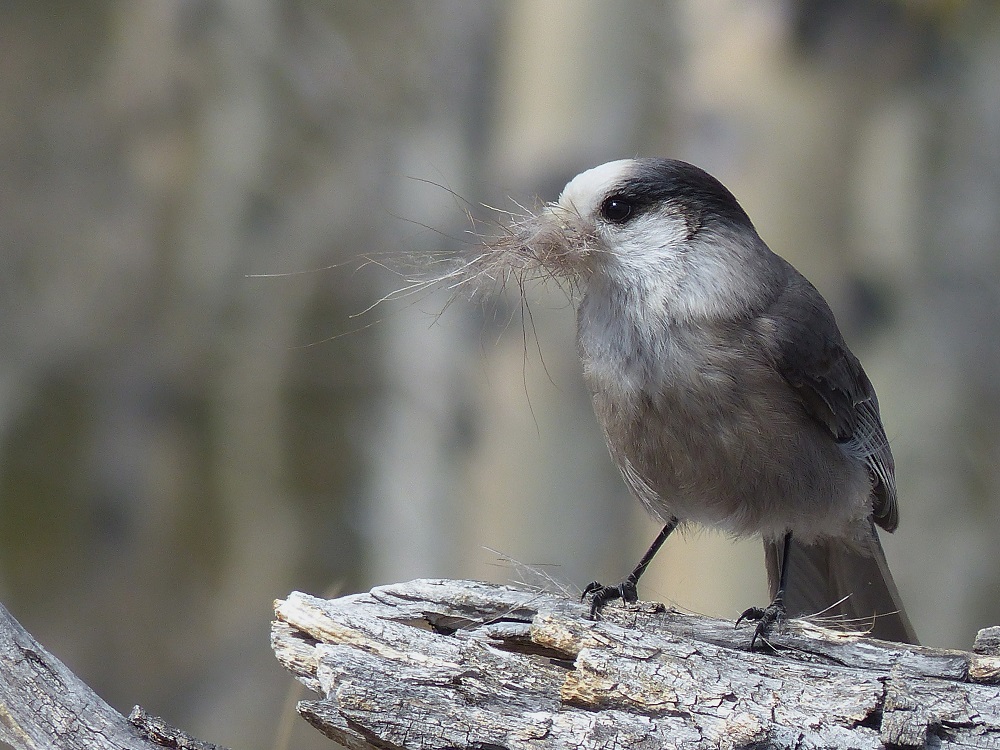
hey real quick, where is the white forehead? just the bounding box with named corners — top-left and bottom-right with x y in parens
top-left (556, 159), bottom-right (635, 214)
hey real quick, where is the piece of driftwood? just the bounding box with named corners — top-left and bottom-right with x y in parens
top-left (0, 601), bottom-right (226, 750)
top-left (271, 579), bottom-right (1000, 750)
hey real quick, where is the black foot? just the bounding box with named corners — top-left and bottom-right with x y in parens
top-left (735, 597), bottom-right (786, 650)
top-left (582, 579), bottom-right (638, 620)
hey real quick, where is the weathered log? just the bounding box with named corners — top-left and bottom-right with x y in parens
top-left (0, 601), bottom-right (226, 750)
top-left (271, 579), bottom-right (1000, 749)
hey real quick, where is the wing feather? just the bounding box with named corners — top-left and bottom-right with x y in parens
top-left (766, 264), bottom-right (898, 531)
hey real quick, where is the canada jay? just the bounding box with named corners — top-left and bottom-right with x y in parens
top-left (489, 158), bottom-right (917, 646)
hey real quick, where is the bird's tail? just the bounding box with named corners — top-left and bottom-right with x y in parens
top-left (764, 525), bottom-right (918, 644)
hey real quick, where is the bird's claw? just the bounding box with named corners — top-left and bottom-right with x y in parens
top-left (736, 598), bottom-right (786, 650)
top-left (582, 579), bottom-right (638, 620)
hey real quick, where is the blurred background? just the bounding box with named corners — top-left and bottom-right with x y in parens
top-left (2, 0), bottom-right (1000, 748)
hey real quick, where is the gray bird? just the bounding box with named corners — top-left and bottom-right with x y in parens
top-left (501, 157), bottom-right (917, 646)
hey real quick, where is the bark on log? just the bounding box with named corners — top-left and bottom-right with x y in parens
top-left (0, 601), bottom-right (225, 750)
top-left (271, 579), bottom-right (1000, 750)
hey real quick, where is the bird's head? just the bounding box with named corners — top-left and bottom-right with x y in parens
top-left (507, 158), bottom-right (773, 322)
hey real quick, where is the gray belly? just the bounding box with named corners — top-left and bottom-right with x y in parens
top-left (591, 359), bottom-right (873, 542)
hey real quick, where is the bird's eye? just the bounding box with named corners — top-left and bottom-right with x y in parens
top-left (600, 196), bottom-right (633, 223)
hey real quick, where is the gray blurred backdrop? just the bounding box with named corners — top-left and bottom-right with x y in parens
top-left (3, 1), bottom-right (1000, 749)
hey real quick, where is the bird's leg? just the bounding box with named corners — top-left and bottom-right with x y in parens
top-left (736, 530), bottom-right (792, 649)
top-left (582, 518), bottom-right (678, 619)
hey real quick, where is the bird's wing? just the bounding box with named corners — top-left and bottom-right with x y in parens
top-left (764, 267), bottom-right (898, 531)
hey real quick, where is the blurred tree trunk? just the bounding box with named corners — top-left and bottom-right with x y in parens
top-left (360, 3), bottom-right (500, 582)
top-left (914, 5), bottom-right (1000, 644)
